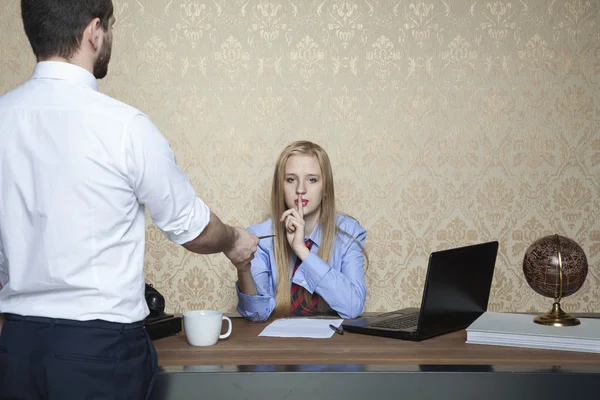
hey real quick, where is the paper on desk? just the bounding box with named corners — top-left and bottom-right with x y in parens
top-left (258, 318), bottom-right (343, 338)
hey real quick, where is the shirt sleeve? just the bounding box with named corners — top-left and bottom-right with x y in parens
top-left (123, 113), bottom-right (210, 245)
top-left (0, 241), bottom-right (6, 287)
top-left (291, 223), bottom-right (367, 319)
top-left (236, 242), bottom-right (277, 322)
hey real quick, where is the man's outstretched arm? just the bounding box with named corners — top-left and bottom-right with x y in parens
top-left (182, 211), bottom-right (258, 265)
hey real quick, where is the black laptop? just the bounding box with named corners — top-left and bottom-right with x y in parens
top-left (342, 241), bottom-right (499, 341)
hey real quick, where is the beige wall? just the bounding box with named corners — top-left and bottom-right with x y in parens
top-left (2, 1), bottom-right (599, 315)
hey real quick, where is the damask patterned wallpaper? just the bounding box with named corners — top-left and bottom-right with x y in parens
top-left (1, 1), bottom-right (599, 315)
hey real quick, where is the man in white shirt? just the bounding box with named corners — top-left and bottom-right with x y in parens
top-left (0, 1), bottom-right (258, 399)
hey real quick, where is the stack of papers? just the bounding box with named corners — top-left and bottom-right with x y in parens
top-left (466, 312), bottom-right (600, 353)
top-left (258, 318), bottom-right (343, 338)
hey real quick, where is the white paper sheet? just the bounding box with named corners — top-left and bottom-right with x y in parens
top-left (258, 318), bottom-right (344, 338)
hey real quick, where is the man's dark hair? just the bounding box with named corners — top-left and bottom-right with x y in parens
top-left (21, 0), bottom-right (113, 60)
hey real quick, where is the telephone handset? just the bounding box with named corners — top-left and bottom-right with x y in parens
top-left (143, 283), bottom-right (182, 340)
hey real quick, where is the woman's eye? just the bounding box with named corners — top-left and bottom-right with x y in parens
top-left (286, 178), bottom-right (295, 183)
top-left (309, 178), bottom-right (317, 183)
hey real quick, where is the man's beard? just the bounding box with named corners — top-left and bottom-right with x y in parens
top-left (93, 34), bottom-right (112, 79)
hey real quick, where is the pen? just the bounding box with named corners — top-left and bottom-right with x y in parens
top-left (329, 324), bottom-right (344, 335)
top-left (257, 234), bottom-right (276, 239)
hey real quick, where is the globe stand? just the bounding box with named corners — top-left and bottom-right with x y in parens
top-left (524, 234), bottom-right (588, 328)
top-left (534, 301), bottom-right (580, 327)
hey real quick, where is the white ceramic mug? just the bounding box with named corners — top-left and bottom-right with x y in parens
top-left (183, 310), bottom-right (232, 346)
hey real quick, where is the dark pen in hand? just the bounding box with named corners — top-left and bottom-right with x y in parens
top-left (257, 234), bottom-right (276, 239)
top-left (329, 324), bottom-right (344, 335)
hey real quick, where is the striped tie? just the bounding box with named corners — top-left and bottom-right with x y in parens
top-left (290, 239), bottom-right (317, 315)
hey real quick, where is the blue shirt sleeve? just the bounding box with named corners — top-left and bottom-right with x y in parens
top-left (235, 222), bottom-right (277, 322)
top-left (292, 218), bottom-right (367, 319)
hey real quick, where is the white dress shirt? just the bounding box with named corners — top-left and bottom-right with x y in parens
top-left (0, 62), bottom-right (210, 323)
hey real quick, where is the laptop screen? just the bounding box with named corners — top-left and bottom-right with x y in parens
top-left (416, 241), bottom-right (499, 339)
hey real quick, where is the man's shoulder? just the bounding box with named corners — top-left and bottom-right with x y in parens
top-left (0, 82), bottom-right (29, 107)
top-left (91, 91), bottom-right (148, 122)
top-left (0, 80), bottom-right (148, 122)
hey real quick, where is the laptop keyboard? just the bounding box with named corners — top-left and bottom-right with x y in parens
top-left (370, 312), bottom-right (419, 330)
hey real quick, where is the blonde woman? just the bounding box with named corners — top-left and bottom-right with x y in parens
top-left (235, 141), bottom-right (367, 321)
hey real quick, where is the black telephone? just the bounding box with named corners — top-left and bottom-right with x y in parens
top-left (143, 284), bottom-right (182, 340)
top-left (145, 283), bottom-right (167, 316)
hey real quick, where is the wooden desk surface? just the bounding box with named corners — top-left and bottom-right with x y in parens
top-left (154, 317), bottom-right (600, 367)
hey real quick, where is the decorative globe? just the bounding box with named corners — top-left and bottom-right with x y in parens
top-left (522, 234), bottom-right (588, 326)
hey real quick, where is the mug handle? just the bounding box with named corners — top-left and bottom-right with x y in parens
top-left (219, 316), bottom-right (232, 339)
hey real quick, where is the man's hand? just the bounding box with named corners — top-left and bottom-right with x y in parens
top-left (223, 227), bottom-right (259, 266)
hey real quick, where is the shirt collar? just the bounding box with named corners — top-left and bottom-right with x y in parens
top-left (31, 61), bottom-right (99, 92)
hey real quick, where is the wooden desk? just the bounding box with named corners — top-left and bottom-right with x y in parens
top-left (150, 318), bottom-right (600, 400)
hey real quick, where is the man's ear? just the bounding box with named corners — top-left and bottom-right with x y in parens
top-left (85, 18), bottom-right (103, 51)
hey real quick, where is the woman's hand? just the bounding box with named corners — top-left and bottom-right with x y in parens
top-left (232, 261), bottom-right (252, 273)
top-left (235, 262), bottom-right (258, 296)
top-left (280, 194), bottom-right (310, 259)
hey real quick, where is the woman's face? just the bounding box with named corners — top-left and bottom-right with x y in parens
top-left (283, 155), bottom-right (323, 219)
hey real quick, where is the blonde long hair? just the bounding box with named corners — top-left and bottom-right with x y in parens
top-left (270, 141), bottom-right (350, 318)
